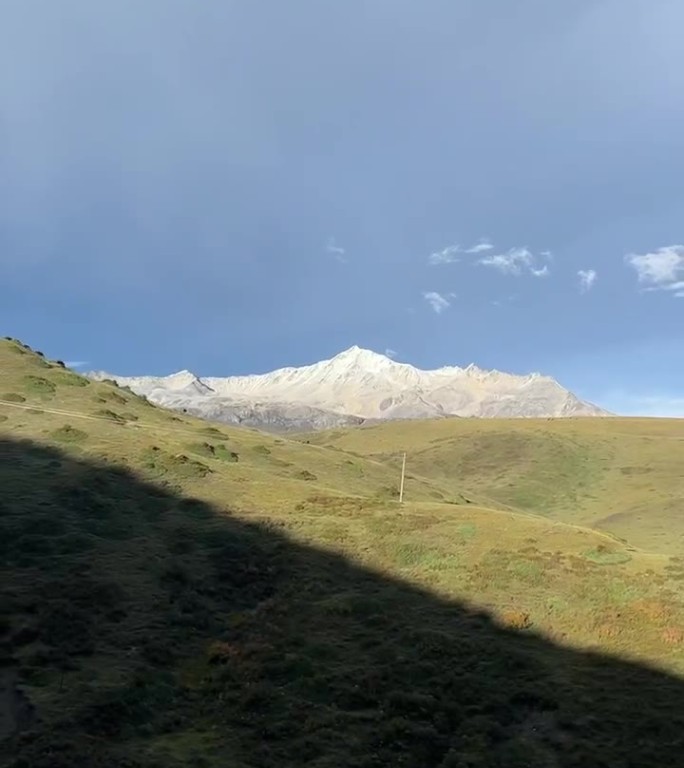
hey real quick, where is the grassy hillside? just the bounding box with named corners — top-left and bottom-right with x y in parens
top-left (3, 337), bottom-right (684, 766)
top-left (304, 417), bottom-right (684, 555)
top-left (0, 338), bottom-right (466, 512)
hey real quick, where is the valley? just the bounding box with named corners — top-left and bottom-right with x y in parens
top-left (303, 416), bottom-right (684, 556)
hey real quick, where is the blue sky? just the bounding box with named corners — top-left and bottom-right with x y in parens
top-left (2, 1), bottom-right (684, 415)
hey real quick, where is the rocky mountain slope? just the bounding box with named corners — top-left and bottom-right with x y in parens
top-left (87, 346), bottom-right (609, 432)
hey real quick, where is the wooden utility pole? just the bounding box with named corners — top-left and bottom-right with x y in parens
top-left (399, 452), bottom-right (407, 503)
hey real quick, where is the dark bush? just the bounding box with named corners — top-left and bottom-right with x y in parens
top-left (2, 393), bottom-right (26, 403)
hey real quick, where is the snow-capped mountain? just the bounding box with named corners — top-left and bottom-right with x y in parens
top-left (87, 346), bottom-right (609, 432)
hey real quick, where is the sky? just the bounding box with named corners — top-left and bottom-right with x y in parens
top-left (2, 0), bottom-right (684, 416)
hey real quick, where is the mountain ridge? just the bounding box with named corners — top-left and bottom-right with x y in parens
top-left (87, 346), bottom-right (610, 432)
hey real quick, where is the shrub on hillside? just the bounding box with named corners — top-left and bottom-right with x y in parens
top-left (221, 448), bottom-right (239, 463)
top-left (101, 390), bottom-right (129, 405)
top-left (23, 375), bottom-right (56, 395)
top-left (31, 355), bottom-right (52, 369)
top-left (200, 426), bottom-right (228, 437)
top-left (189, 441), bottom-right (216, 458)
top-left (51, 425), bottom-right (88, 444)
top-left (584, 544), bottom-right (632, 566)
top-left (96, 409), bottom-right (128, 424)
top-left (2, 392), bottom-right (26, 402)
top-left (170, 454), bottom-right (213, 479)
top-left (188, 442), bottom-right (238, 463)
top-left (54, 371), bottom-right (90, 387)
top-left (375, 484), bottom-right (400, 500)
top-left (142, 447), bottom-right (213, 480)
top-left (6, 341), bottom-right (28, 355)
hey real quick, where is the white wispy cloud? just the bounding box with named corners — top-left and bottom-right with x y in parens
top-left (478, 246), bottom-right (551, 278)
top-left (429, 244), bottom-right (461, 265)
top-left (430, 240), bottom-right (550, 279)
top-left (65, 360), bottom-right (89, 368)
top-left (423, 291), bottom-right (451, 313)
top-left (385, 348), bottom-right (397, 358)
top-left (578, 269), bottom-right (597, 292)
top-left (430, 239), bottom-right (495, 264)
top-left (626, 245), bottom-right (684, 297)
top-left (326, 236), bottom-right (347, 262)
top-left (479, 247), bottom-right (531, 275)
top-left (530, 265), bottom-right (550, 278)
top-left (465, 240), bottom-right (494, 254)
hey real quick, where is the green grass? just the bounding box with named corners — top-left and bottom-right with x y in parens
top-left (584, 546), bottom-right (633, 566)
top-left (52, 371), bottom-right (90, 387)
top-left (3, 338), bottom-right (684, 766)
top-left (457, 522), bottom-right (477, 541)
top-left (141, 446), bottom-right (213, 480)
top-left (304, 417), bottom-right (684, 555)
top-left (51, 424), bottom-right (88, 443)
top-left (22, 375), bottom-right (56, 396)
top-left (4, 441), bottom-right (683, 768)
top-left (188, 441), bottom-right (239, 463)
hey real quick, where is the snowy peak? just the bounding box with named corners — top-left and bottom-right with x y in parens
top-left (89, 368), bottom-right (215, 396)
top-left (318, 346), bottom-right (398, 379)
top-left (330, 346), bottom-right (391, 366)
top-left (164, 370), bottom-right (203, 389)
top-left (87, 346), bottom-right (609, 431)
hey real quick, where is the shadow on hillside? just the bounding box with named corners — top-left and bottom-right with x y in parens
top-left (1, 435), bottom-right (684, 767)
